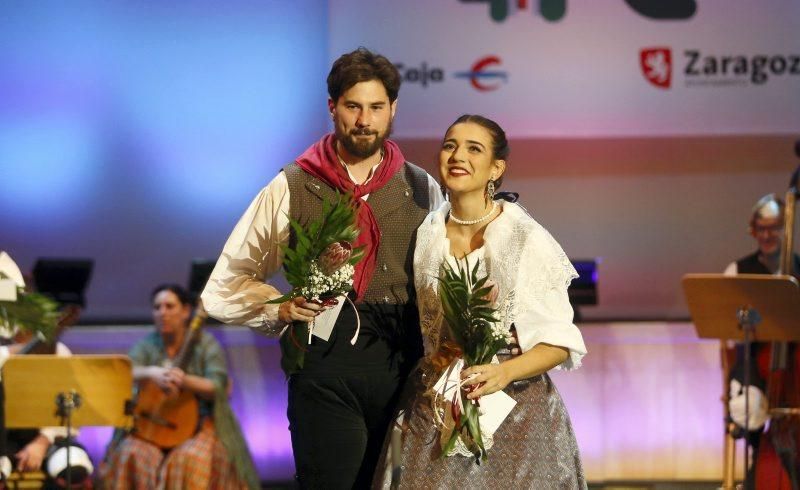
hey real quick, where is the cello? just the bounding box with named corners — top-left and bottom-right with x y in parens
top-left (755, 168), bottom-right (800, 489)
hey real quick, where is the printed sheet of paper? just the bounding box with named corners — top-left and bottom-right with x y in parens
top-left (310, 296), bottom-right (345, 341)
top-left (432, 358), bottom-right (517, 435)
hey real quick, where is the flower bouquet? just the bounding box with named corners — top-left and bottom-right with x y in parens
top-left (437, 257), bottom-right (508, 463)
top-left (268, 192), bottom-right (363, 377)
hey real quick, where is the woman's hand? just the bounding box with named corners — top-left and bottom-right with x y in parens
top-left (278, 296), bottom-right (323, 323)
top-left (461, 344), bottom-right (569, 400)
top-left (461, 362), bottom-right (512, 400)
top-left (149, 366), bottom-right (185, 396)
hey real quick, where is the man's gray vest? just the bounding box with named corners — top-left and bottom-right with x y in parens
top-left (283, 161), bottom-right (431, 305)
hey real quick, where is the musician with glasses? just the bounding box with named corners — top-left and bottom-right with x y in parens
top-left (100, 284), bottom-right (257, 490)
top-left (725, 194), bottom-right (800, 488)
top-left (724, 194), bottom-right (798, 277)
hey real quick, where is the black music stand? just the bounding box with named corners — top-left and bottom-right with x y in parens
top-left (32, 258), bottom-right (93, 307)
top-left (682, 273), bottom-right (800, 489)
top-left (568, 259), bottom-right (598, 322)
top-left (188, 260), bottom-right (215, 299)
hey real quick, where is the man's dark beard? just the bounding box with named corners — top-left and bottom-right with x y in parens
top-left (337, 120), bottom-right (393, 159)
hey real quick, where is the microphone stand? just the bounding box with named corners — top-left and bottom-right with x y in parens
top-left (55, 390), bottom-right (81, 489)
top-left (737, 307), bottom-right (761, 489)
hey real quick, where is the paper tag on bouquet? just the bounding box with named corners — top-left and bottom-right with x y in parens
top-left (476, 385), bottom-right (516, 434)
top-left (433, 357), bottom-right (517, 435)
top-left (311, 296), bottom-right (346, 341)
top-left (433, 358), bottom-right (465, 398)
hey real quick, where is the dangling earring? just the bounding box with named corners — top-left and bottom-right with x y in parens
top-left (486, 179), bottom-right (496, 201)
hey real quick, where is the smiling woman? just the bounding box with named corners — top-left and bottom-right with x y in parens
top-left (374, 114), bottom-right (587, 488)
top-left (439, 115), bottom-right (507, 256)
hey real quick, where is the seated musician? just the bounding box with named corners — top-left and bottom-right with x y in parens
top-left (725, 193), bottom-right (800, 488)
top-left (0, 300), bottom-right (93, 488)
top-left (100, 284), bottom-right (257, 489)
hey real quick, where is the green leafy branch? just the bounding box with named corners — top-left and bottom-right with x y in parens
top-left (270, 192), bottom-right (363, 304)
top-left (270, 192), bottom-right (364, 377)
top-left (437, 257), bottom-right (506, 462)
top-left (438, 258), bottom-right (503, 367)
top-left (0, 286), bottom-right (61, 342)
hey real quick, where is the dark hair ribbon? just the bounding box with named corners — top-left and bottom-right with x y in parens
top-left (495, 191), bottom-right (519, 203)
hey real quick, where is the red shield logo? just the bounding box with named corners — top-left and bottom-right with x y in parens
top-left (640, 47), bottom-right (672, 89)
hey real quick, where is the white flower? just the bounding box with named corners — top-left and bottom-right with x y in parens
top-left (299, 261), bottom-right (355, 300)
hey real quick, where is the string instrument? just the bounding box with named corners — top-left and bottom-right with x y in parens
top-left (755, 181), bottom-right (800, 489)
top-left (756, 342), bottom-right (800, 489)
top-left (132, 301), bottom-right (207, 449)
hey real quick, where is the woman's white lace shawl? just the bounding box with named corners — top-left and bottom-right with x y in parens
top-left (414, 201), bottom-right (585, 370)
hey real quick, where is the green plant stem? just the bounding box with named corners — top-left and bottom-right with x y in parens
top-left (279, 321), bottom-right (309, 378)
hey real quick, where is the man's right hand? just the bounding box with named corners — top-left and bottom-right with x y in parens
top-left (278, 296), bottom-right (323, 323)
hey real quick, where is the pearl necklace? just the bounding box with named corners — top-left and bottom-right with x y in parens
top-left (449, 201), bottom-right (497, 225)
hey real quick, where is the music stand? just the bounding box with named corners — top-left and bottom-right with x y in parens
top-left (188, 259), bottom-right (215, 302)
top-left (32, 258), bottom-right (93, 308)
top-left (682, 273), bottom-right (800, 489)
top-left (2, 355), bottom-right (133, 487)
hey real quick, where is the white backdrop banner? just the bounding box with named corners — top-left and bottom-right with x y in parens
top-left (329, 0), bottom-right (800, 137)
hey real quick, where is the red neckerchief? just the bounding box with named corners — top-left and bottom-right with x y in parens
top-left (295, 133), bottom-right (405, 300)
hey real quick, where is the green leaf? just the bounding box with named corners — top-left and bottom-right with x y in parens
top-left (265, 293), bottom-right (295, 304)
top-left (0, 290), bottom-right (61, 341)
top-left (279, 321), bottom-right (309, 378)
top-left (464, 399), bottom-right (485, 460)
top-left (440, 430), bottom-right (459, 459)
top-left (470, 258), bottom-right (480, 284)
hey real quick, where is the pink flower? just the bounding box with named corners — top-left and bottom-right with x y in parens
top-left (483, 279), bottom-right (499, 305)
top-left (319, 241), bottom-right (352, 275)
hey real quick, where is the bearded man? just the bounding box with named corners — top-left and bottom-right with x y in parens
top-left (202, 48), bottom-right (442, 489)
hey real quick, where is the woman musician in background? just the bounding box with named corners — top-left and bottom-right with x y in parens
top-left (100, 284), bottom-right (256, 490)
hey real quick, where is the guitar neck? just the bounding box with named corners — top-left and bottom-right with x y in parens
top-left (18, 337), bottom-right (56, 355)
top-left (173, 301), bottom-right (207, 371)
